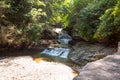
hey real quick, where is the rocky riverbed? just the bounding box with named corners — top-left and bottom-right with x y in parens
top-left (69, 41), bottom-right (120, 80)
top-left (69, 41), bottom-right (117, 66)
top-left (0, 41), bottom-right (119, 80)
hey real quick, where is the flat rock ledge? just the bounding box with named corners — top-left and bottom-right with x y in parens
top-left (69, 41), bottom-right (116, 66)
top-left (0, 56), bottom-right (75, 80)
top-left (74, 54), bottom-right (120, 80)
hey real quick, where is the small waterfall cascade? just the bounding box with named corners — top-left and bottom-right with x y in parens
top-left (58, 32), bottom-right (72, 44)
top-left (41, 28), bottom-right (72, 58)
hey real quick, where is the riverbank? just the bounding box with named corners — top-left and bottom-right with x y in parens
top-left (71, 42), bottom-right (120, 80)
top-left (73, 54), bottom-right (120, 80)
top-left (0, 55), bottom-right (76, 80)
top-left (69, 41), bottom-right (117, 66)
top-left (0, 41), bottom-right (119, 80)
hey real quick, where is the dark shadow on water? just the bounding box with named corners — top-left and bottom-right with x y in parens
top-left (0, 49), bottom-right (80, 71)
top-left (33, 53), bottom-right (81, 74)
top-left (33, 54), bottom-right (71, 64)
top-left (0, 49), bottom-right (79, 78)
top-left (0, 49), bottom-right (41, 57)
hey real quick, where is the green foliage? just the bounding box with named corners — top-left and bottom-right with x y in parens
top-left (44, 0), bottom-right (72, 28)
top-left (0, 0), bottom-right (73, 46)
top-left (5, 0), bottom-right (46, 26)
top-left (0, 23), bottom-right (45, 46)
top-left (0, 0), bottom-right (47, 47)
top-left (24, 23), bottom-right (45, 43)
top-left (0, 0), bottom-right (120, 48)
top-left (73, 0), bottom-right (116, 41)
top-left (94, 1), bottom-right (120, 42)
top-left (66, 0), bottom-right (93, 36)
top-left (0, 0), bottom-right (10, 25)
top-left (27, 8), bottom-right (46, 22)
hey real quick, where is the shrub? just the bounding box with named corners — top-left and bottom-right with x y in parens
top-left (74, 0), bottom-right (116, 41)
top-left (94, 1), bottom-right (120, 43)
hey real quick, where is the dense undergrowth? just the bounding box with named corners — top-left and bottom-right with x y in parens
top-left (0, 0), bottom-right (120, 48)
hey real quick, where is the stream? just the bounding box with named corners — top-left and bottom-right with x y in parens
top-left (36, 28), bottom-right (80, 70)
top-left (40, 28), bottom-right (72, 59)
top-left (0, 28), bottom-right (80, 80)
top-left (0, 49), bottom-right (79, 80)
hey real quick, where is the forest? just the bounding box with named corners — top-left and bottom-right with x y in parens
top-left (0, 0), bottom-right (120, 49)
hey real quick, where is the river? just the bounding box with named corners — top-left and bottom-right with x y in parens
top-left (0, 49), bottom-right (79, 80)
top-left (0, 28), bottom-right (80, 80)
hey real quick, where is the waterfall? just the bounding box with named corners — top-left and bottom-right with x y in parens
top-left (41, 28), bottom-right (72, 58)
top-left (58, 32), bottom-right (72, 44)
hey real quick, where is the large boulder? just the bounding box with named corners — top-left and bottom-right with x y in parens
top-left (74, 54), bottom-right (120, 80)
top-left (69, 41), bottom-right (117, 66)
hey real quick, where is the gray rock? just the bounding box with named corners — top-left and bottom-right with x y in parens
top-left (69, 42), bottom-right (116, 65)
top-left (74, 55), bottom-right (120, 80)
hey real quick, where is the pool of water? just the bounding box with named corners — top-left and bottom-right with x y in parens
top-left (33, 55), bottom-right (79, 77)
top-left (33, 52), bottom-right (80, 75)
top-left (0, 49), bottom-right (79, 77)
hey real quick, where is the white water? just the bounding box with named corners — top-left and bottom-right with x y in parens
top-left (41, 47), bottom-right (70, 58)
top-left (53, 28), bottom-right (63, 33)
top-left (41, 28), bottom-right (72, 58)
top-left (58, 33), bottom-right (72, 44)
